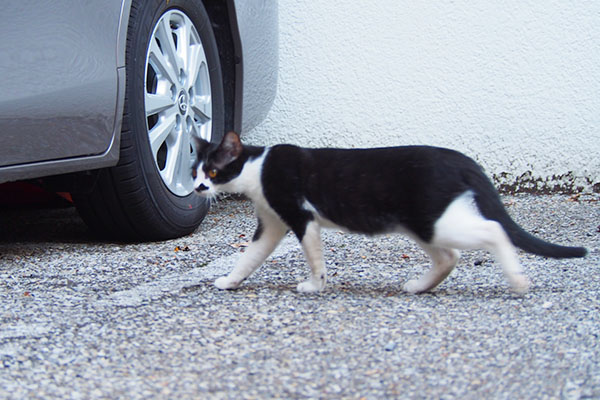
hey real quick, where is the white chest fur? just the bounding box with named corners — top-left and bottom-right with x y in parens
top-left (217, 149), bottom-right (269, 206)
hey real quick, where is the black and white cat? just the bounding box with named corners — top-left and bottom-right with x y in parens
top-left (192, 131), bottom-right (587, 294)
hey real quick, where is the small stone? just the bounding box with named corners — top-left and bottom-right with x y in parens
top-left (542, 301), bottom-right (553, 309)
top-left (384, 342), bottom-right (397, 351)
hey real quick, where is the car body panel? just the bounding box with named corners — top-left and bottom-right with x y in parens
top-left (231, 0), bottom-right (278, 133)
top-left (0, 1), bottom-right (124, 168)
top-left (0, 0), bottom-right (277, 184)
top-left (0, 68), bottom-right (125, 184)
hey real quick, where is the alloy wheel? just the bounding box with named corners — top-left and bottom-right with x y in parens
top-left (144, 10), bottom-right (212, 196)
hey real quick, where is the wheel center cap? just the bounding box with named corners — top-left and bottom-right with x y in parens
top-left (177, 90), bottom-right (189, 114)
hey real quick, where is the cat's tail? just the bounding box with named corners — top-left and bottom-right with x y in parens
top-left (469, 172), bottom-right (587, 259)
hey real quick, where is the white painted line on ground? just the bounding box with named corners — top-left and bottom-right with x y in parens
top-left (98, 235), bottom-right (299, 308)
top-left (0, 322), bottom-right (52, 341)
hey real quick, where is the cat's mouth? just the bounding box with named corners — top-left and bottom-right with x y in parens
top-left (194, 184), bottom-right (220, 204)
top-left (195, 183), bottom-right (210, 192)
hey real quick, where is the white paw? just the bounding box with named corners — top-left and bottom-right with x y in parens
top-left (296, 279), bottom-right (325, 293)
top-left (510, 274), bottom-right (531, 294)
top-left (403, 279), bottom-right (425, 294)
top-left (214, 276), bottom-right (241, 290)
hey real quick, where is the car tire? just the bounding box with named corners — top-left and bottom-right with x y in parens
top-left (73, 0), bottom-right (224, 241)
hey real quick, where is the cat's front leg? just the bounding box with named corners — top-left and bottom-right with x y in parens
top-left (214, 276), bottom-right (243, 290)
top-left (215, 214), bottom-right (287, 290)
top-left (297, 221), bottom-right (327, 293)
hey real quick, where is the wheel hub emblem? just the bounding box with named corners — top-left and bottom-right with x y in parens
top-left (177, 90), bottom-right (188, 114)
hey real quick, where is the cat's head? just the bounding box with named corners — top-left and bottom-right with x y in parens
top-left (192, 131), bottom-right (245, 197)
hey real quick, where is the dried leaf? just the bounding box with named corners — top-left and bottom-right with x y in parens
top-left (230, 242), bottom-right (250, 249)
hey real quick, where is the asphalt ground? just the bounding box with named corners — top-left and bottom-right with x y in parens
top-left (0, 193), bottom-right (598, 399)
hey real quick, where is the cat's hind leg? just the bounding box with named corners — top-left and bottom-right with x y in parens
top-left (215, 213), bottom-right (287, 290)
top-left (296, 220), bottom-right (327, 293)
top-left (431, 193), bottom-right (530, 293)
top-left (403, 245), bottom-right (460, 294)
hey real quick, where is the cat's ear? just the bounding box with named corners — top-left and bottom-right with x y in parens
top-left (213, 131), bottom-right (243, 169)
top-left (192, 135), bottom-right (211, 154)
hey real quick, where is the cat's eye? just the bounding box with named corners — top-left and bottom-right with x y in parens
top-left (208, 169), bottom-right (218, 178)
top-left (191, 168), bottom-right (197, 179)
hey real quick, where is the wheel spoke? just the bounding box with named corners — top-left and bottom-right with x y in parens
top-left (148, 111), bottom-right (177, 158)
top-left (147, 39), bottom-right (179, 86)
top-left (191, 119), bottom-right (212, 143)
top-left (188, 116), bottom-right (201, 137)
top-left (162, 128), bottom-right (189, 190)
top-left (177, 18), bottom-right (192, 70)
top-left (178, 123), bottom-right (193, 190)
top-left (185, 45), bottom-right (203, 90)
top-left (145, 93), bottom-right (175, 116)
top-left (191, 95), bottom-right (211, 122)
top-left (156, 17), bottom-right (183, 75)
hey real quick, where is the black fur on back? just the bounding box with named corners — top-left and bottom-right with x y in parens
top-left (261, 144), bottom-right (474, 242)
top-left (260, 144), bottom-right (586, 258)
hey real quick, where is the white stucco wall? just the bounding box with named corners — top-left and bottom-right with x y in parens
top-left (246, 0), bottom-right (599, 193)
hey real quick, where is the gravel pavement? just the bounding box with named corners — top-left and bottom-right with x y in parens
top-left (0, 194), bottom-right (598, 399)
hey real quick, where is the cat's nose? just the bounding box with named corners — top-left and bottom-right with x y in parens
top-left (195, 184), bottom-right (209, 192)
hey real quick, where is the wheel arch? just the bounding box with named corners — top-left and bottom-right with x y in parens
top-left (201, 0), bottom-right (279, 136)
top-left (201, 0), bottom-right (242, 133)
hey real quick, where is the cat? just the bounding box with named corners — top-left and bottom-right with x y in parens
top-left (192, 131), bottom-right (587, 294)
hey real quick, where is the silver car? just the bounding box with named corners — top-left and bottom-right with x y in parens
top-left (0, 0), bottom-right (277, 241)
